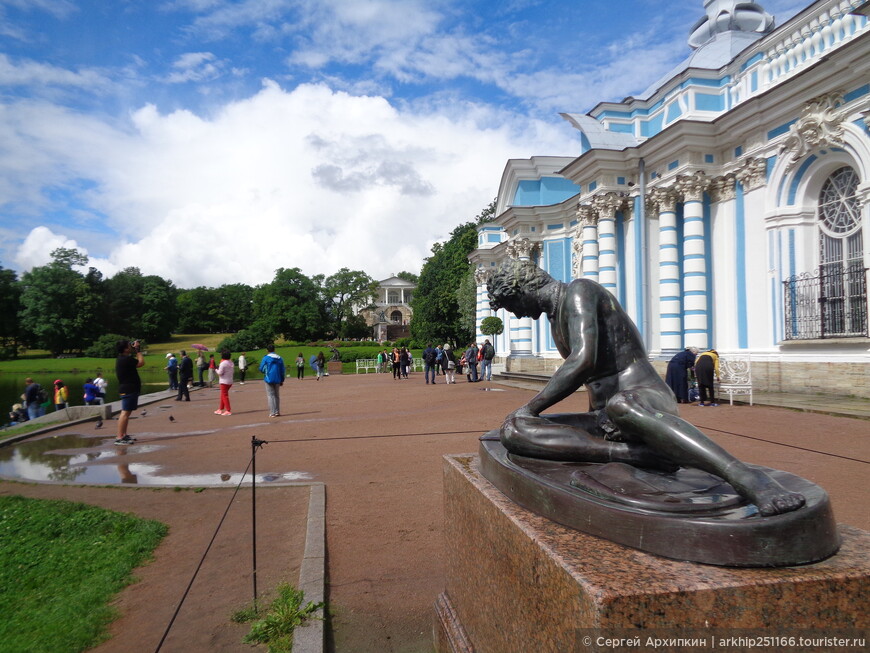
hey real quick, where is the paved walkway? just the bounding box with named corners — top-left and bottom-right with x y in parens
top-left (493, 372), bottom-right (870, 420)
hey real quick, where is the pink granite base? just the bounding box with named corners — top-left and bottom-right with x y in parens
top-left (435, 454), bottom-right (870, 653)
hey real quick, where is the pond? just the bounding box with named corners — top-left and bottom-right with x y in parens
top-left (0, 432), bottom-right (310, 486)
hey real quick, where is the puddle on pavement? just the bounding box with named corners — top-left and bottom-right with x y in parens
top-left (0, 432), bottom-right (312, 486)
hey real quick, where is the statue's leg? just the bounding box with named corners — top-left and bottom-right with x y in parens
top-left (606, 389), bottom-right (805, 516)
top-left (500, 413), bottom-right (673, 469)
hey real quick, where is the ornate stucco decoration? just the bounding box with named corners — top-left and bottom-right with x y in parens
top-left (571, 238), bottom-right (583, 280)
top-left (577, 204), bottom-right (598, 228)
top-left (779, 91), bottom-right (846, 171)
top-left (648, 187), bottom-right (678, 212)
top-left (709, 173), bottom-right (737, 202)
top-left (506, 237), bottom-right (539, 261)
top-left (473, 267), bottom-right (493, 286)
top-left (591, 192), bottom-right (627, 219)
top-left (734, 157), bottom-right (767, 192)
top-left (674, 171), bottom-right (709, 202)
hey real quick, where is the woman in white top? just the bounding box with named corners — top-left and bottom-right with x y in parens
top-left (215, 350), bottom-right (235, 416)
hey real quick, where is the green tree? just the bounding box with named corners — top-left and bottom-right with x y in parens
top-left (104, 268), bottom-right (177, 342)
top-left (411, 199), bottom-right (496, 346)
top-left (320, 268), bottom-right (378, 338)
top-left (480, 316), bottom-right (504, 337)
top-left (18, 248), bottom-right (99, 355)
top-left (395, 271), bottom-right (419, 283)
top-left (176, 286), bottom-right (222, 333)
top-left (254, 267), bottom-right (325, 341)
top-left (0, 266), bottom-right (21, 358)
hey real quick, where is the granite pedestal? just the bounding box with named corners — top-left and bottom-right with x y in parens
top-left (327, 360), bottom-right (343, 375)
top-left (435, 454), bottom-right (870, 653)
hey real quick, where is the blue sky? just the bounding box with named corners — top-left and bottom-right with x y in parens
top-left (0, 0), bottom-right (806, 287)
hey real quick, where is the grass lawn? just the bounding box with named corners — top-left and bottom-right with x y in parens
top-left (0, 495), bottom-right (167, 652)
top-left (0, 335), bottom-right (423, 376)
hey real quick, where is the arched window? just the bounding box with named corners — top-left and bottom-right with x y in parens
top-left (390, 310), bottom-right (403, 324)
top-left (817, 166), bottom-right (864, 336)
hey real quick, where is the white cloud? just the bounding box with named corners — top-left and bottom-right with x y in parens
top-left (0, 54), bottom-right (111, 90)
top-left (7, 80), bottom-right (575, 287)
top-left (13, 226), bottom-right (83, 271)
top-left (165, 51), bottom-right (225, 83)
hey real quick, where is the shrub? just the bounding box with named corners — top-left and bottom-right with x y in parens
top-left (218, 323), bottom-right (275, 352)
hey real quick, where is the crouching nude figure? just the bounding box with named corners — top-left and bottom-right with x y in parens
top-left (487, 260), bottom-right (805, 517)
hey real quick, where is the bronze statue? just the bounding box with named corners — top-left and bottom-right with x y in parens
top-left (480, 260), bottom-right (839, 566)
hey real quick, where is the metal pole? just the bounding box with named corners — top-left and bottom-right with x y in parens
top-left (251, 436), bottom-right (259, 610)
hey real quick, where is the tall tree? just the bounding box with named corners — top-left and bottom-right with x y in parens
top-left (411, 199), bottom-right (496, 346)
top-left (320, 268), bottom-right (378, 338)
top-left (18, 248), bottom-right (99, 355)
top-left (253, 267), bottom-right (326, 341)
top-left (0, 266), bottom-right (21, 357)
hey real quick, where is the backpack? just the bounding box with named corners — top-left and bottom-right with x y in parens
top-left (424, 349), bottom-right (436, 365)
top-left (36, 385), bottom-right (48, 404)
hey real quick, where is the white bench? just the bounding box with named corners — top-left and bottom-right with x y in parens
top-left (718, 356), bottom-right (753, 406)
top-left (355, 359), bottom-right (378, 374)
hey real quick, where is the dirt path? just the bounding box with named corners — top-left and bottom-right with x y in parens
top-left (1, 373), bottom-right (867, 652)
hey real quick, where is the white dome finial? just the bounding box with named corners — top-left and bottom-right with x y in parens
top-left (688, 1), bottom-right (775, 49)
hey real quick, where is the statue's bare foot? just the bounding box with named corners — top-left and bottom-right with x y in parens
top-left (730, 466), bottom-right (806, 516)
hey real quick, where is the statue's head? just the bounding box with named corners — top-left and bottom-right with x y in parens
top-left (487, 260), bottom-right (554, 319)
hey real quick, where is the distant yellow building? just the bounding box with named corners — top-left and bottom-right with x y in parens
top-left (358, 276), bottom-right (416, 341)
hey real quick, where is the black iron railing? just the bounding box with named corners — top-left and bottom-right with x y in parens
top-left (783, 264), bottom-right (868, 340)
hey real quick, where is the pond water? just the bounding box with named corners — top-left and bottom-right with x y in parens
top-left (0, 432), bottom-right (310, 486)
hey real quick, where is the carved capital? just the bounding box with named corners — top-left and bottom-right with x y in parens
top-left (779, 91), bottom-right (846, 171)
top-left (591, 192), bottom-right (626, 219)
top-left (577, 204), bottom-right (598, 228)
top-left (649, 187), bottom-right (678, 213)
top-left (709, 174), bottom-right (737, 202)
top-left (506, 237), bottom-right (539, 261)
top-left (734, 157), bottom-right (767, 192)
top-left (473, 267), bottom-right (493, 286)
top-left (674, 171), bottom-right (709, 202)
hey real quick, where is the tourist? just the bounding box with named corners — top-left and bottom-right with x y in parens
top-left (443, 344), bottom-right (457, 384)
top-left (665, 347), bottom-right (699, 404)
top-left (115, 339), bottom-right (144, 445)
top-left (165, 353), bottom-right (178, 390)
top-left (195, 351), bottom-right (207, 386)
top-left (8, 403), bottom-right (27, 424)
top-left (463, 343), bottom-right (479, 382)
top-left (176, 350), bottom-right (193, 402)
top-left (480, 339), bottom-right (495, 381)
top-left (215, 349), bottom-right (234, 415)
top-left (53, 379), bottom-right (69, 411)
top-left (207, 354), bottom-right (217, 387)
top-left (23, 378), bottom-right (45, 420)
top-left (296, 352), bottom-right (305, 380)
top-left (94, 372), bottom-right (107, 404)
top-left (400, 347), bottom-right (410, 379)
top-left (422, 343), bottom-right (437, 384)
top-left (238, 352), bottom-right (248, 385)
top-left (260, 344), bottom-right (286, 417)
top-left (316, 351), bottom-right (326, 380)
top-left (694, 349), bottom-right (720, 407)
top-left (377, 350), bottom-right (384, 373)
top-left (391, 347), bottom-right (401, 380)
top-left (83, 378), bottom-right (99, 405)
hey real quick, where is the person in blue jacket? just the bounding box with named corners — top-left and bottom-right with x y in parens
top-left (259, 344), bottom-right (286, 418)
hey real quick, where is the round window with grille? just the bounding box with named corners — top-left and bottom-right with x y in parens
top-left (818, 166), bottom-right (860, 237)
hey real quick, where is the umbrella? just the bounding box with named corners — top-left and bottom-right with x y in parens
top-left (191, 344), bottom-right (209, 351)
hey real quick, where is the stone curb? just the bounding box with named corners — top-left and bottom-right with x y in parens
top-left (293, 482), bottom-right (326, 653)
top-left (0, 387), bottom-right (203, 447)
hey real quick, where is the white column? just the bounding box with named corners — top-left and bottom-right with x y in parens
top-left (473, 268), bottom-right (491, 345)
top-left (652, 188), bottom-right (682, 354)
top-left (593, 195), bottom-right (619, 295)
top-left (506, 238), bottom-right (538, 356)
top-left (578, 205), bottom-right (599, 280)
top-left (675, 172), bottom-right (710, 350)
